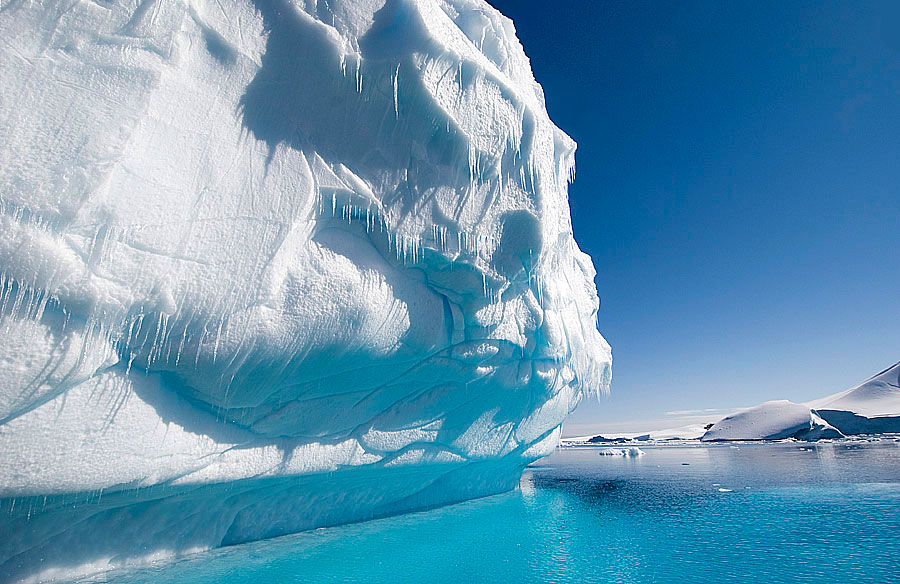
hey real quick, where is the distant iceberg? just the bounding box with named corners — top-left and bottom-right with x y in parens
top-left (597, 447), bottom-right (645, 457)
top-left (701, 361), bottom-right (900, 441)
top-left (701, 400), bottom-right (843, 442)
top-left (808, 361), bottom-right (900, 434)
top-left (0, 0), bottom-right (611, 581)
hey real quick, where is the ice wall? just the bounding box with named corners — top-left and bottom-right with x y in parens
top-left (0, 0), bottom-right (611, 581)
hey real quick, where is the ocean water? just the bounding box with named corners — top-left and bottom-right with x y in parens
top-left (80, 441), bottom-right (900, 584)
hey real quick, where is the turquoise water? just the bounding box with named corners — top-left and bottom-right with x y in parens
top-left (82, 441), bottom-right (900, 584)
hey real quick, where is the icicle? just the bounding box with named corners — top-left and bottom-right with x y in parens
top-left (195, 324), bottom-right (207, 367)
top-left (34, 288), bottom-right (50, 322)
top-left (125, 314), bottom-right (141, 349)
top-left (147, 312), bottom-right (165, 366)
top-left (393, 63), bottom-right (400, 119)
top-left (212, 319), bottom-right (224, 364)
top-left (0, 274), bottom-right (10, 324)
top-left (10, 283), bottom-right (26, 320)
top-left (125, 352), bottom-right (136, 376)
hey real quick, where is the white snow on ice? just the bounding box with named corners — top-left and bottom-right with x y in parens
top-left (0, 0), bottom-right (611, 581)
top-left (700, 363), bottom-right (900, 441)
top-left (701, 400), bottom-right (843, 442)
top-left (807, 361), bottom-right (900, 434)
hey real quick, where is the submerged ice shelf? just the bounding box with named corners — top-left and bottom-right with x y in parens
top-left (0, 0), bottom-right (610, 581)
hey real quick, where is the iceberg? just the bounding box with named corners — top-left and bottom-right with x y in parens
top-left (807, 361), bottom-right (900, 434)
top-left (597, 447), bottom-right (645, 457)
top-left (0, 0), bottom-right (611, 581)
top-left (701, 400), bottom-right (844, 442)
top-left (701, 362), bottom-right (900, 442)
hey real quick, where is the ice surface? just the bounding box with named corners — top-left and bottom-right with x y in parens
top-left (0, 0), bottom-right (610, 581)
top-left (701, 400), bottom-right (844, 442)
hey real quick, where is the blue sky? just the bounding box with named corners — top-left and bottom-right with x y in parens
top-left (486, 1), bottom-right (900, 435)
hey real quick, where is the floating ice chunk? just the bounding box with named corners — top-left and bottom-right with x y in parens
top-left (598, 447), bottom-right (645, 457)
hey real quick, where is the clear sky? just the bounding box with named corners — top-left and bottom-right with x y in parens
top-left (486, 0), bottom-right (900, 436)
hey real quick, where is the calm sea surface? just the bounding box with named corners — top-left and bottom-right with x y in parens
top-left (81, 441), bottom-right (900, 584)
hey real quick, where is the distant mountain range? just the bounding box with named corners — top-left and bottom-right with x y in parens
top-left (568, 361), bottom-right (900, 444)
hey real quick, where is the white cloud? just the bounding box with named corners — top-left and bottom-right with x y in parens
top-left (665, 407), bottom-right (732, 416)
top-left (561, 405), bottom-right (753, 439)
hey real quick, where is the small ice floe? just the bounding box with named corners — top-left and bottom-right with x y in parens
top-left (598, 447), bottom-right (645, 457)
top-left (717, 488), bottom-right (733, 492)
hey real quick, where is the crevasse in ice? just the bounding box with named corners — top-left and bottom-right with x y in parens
top-left (0, 0), bottom-right (611, 580)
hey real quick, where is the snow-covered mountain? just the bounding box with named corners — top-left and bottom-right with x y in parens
top-left (808, 361), bottom-right (900, 434)
top-left (701, 400), bottom-right (843, 442)
top-left (0, 0), bottom-right (611, 581)
top-left (701, 362), bottom-right (900, 441)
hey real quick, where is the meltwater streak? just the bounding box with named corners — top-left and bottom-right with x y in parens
top-left (76, 442), bottom-right (900, 584)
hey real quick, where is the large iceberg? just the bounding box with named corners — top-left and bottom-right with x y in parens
top-left (0, 0), bottom-right (610, 580)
